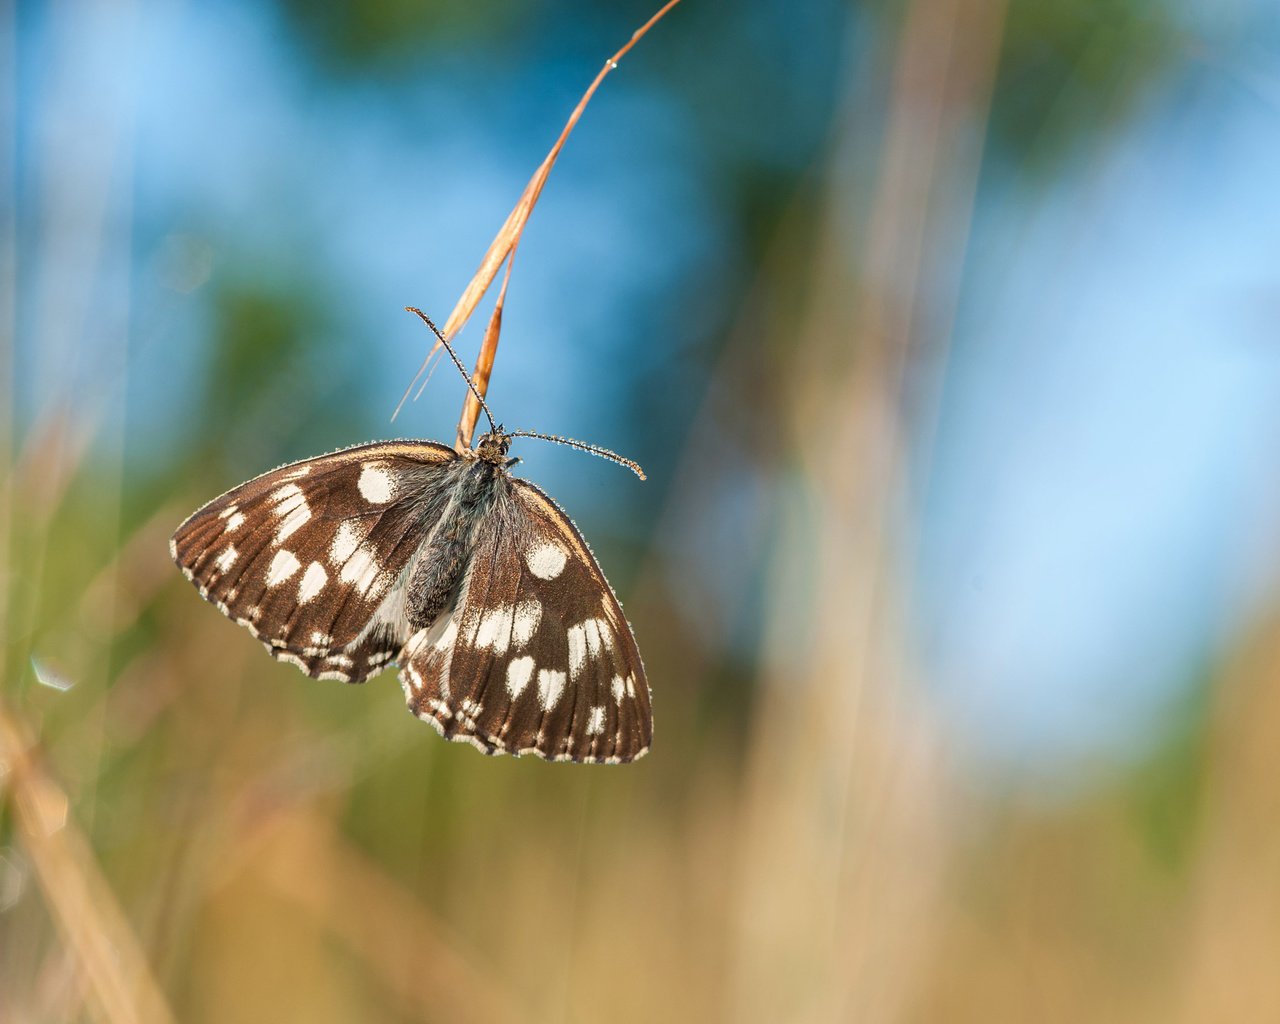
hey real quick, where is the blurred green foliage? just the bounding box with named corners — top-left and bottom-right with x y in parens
top-left (992, 0), bottom-right (1181, 173)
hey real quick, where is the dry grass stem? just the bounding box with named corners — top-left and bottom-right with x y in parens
top-left (455, 240), bottom-right (517, 448)
top-left (392, 0), bottom-right (685, 448)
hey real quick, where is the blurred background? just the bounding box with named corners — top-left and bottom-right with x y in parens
top-left (3, 0), bottom-right (1280, 1020)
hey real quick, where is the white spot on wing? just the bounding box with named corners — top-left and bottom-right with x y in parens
top-left (583, 618), bottom-right (604, 658)
top-left (526, 542), bottom-right (567, 580)
top-left (270, 483), bottom-right (304, 508)
top-left (435, 617), bottom-right (458, 651)
top-left (403, 660), bottom-right (425, 692)
top-left (219, 504), bottom-right (239, 520)
top-left (214, 546), bottom-right (238, 573)
top-left (506, 656), bottom-right (535, 698)
top-left (330, 521), bottom-right (364, 564)
top-left (587, 706), bottom-right (605, 735)
top-left (567, 624), bottom-right (587, 679)
top-left (611, 675), bottom-right (625, 704)
top-left (275, 500), bottom-right (312, 542)
top-left (512, 600), bottom-right (542, 648)
top-left (474, 605), bottom-right (514, 654)
top-left (340, 545), bottom-right (383, 596)
top-left (358, 463), bottom-right (395, 504)
top-left (298, 561), bottom-right (328, 604)
top-left (266, 549), bottom-right (301, 586)
top-left (457, 698), bottom-right (482, 730)
top-left (538, 669), bottom-right (567, 710)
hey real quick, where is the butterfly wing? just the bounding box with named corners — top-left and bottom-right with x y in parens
top-left (399, 476), bottom-right (651, 763)
top-left (171, 440), bottom-right (460, 681)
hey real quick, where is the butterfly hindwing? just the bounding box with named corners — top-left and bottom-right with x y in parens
top-left (171, 440), bottom-right (459, 681)
top-left (399, 477), bottom-right (651, 763)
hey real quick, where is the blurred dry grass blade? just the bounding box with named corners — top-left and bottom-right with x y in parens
top-left (0, 706), bottom-right (176, 1024)
top-left (1175, 622), bottom-right (1280, 1022)
top-left (729, 0), bottom-right (1007, 1019)
top-left (76, 503), bottom-right (192, 636)
top-left (246, 807), bottom-right (526, 1024)
top-left (393, 0), bottom-right (685, 447)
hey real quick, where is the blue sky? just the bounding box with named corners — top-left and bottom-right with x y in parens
top-left (918, 33), bottom-right (1280, 767)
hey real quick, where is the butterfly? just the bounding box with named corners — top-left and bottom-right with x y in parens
top-left (170, 308), bottom-right (651, 764)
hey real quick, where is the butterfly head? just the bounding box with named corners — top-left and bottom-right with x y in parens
top-left (475, 427), bottom-right (514, 466)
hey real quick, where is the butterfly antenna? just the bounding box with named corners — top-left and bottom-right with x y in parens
top-left (404, 307), bottom-right (497, 434)
top-left (509, 430), bottom-right (646, 481)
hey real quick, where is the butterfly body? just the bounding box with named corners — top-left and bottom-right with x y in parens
top-left (171, 430), bottom-right (651, 763)
top-left (403, 446), bottom-right (506, 633)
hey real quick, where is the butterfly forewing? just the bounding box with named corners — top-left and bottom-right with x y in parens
top-left (171, 441), bottom-right (458, 681)
top-left (399, 478), bottom-right (651, 763)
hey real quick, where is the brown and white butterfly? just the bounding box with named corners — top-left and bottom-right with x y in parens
top-left (171, 312), bottom-right (651, 764)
